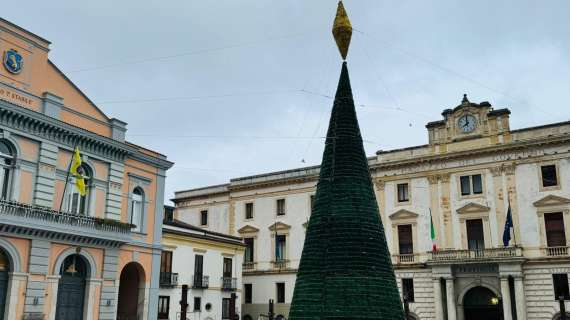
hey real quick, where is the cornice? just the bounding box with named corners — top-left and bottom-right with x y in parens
top-left (0, 100), bottom-right (172, 169)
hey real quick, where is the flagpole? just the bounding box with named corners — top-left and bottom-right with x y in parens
top-left (509, 197), bottom-right (517, 247)
top-left (59, 136), bottom-right (79, 212)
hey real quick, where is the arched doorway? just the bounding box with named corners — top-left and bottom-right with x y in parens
top-left (463, 286), bottom-right (501, 320)
top-left (0, 249), bottom-right (10, 318)
top-left (55, 254), bottom-right (88, 320)
top-left (117, 262), bottom-right (146, 320)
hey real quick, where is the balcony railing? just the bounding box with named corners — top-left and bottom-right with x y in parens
top-left (159, 272), bottom-right (178, 287)
top-left (192, 275), bottom-right (209, 289)
top-left (243, 261), bottom-right (256, 271)
top-left (429, 247), bottom-right (523, 263)
top-left (0, 200), bottom-right (132, 244)
top-left (393, 254), bottom-right (417, 264)
top-left (221, 277), bottom-right (237, 291)
top-left (544, 246), bottom-right (570, 257)
top-left (272, 259), bottom-right (289, 269)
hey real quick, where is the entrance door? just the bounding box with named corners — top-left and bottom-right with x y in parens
top-left (0, 269), bottom-right (8, 318)
top-left (463, 286), bottom-right (501, 320)
top-left (0, 249), bottom-right (9, 318)
top-left (55, 255), bottom-right (87, 320)
top-left (467, 219), bottom-right (485, 256)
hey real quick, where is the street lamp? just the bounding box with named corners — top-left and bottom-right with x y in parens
top-left (559, 296), bottom-right (567, 320)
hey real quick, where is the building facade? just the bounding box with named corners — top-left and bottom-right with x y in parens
top-left (174, 95), bottom-right (570, 320)
top-left (159, 211), bottom-right (244, 320)
top-left (0, 18), bottom-right (172, 319)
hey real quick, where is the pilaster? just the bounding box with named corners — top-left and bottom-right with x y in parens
top-left (23, 240), bottom-right (50, 317)
top-left (504, 164), bottom-right (521, 245)
top-left (439, 173), bottom-right (454, 248)
top-left (500, 277), bottom-right (513, 320)
top-left (33, 142), bottom-right (58, 207)
top-left (98, 248), bottom-right (119, 320)
top-left (105, 162), bottom-right (124, 221)
top-left (445, 277), bottom-right (457, 320)
top-left (428, 175), bottom-right (443, 249)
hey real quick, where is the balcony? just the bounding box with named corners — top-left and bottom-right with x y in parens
top-left (543, 246), bottom-right (570, 257)
top-left (192, 275), bottom-right (209, 289)
top-left (272, 259), bottom-right (290, 270)
top-left (393, 254), bottom-right (418, 264)
top-left (221, 277), bottom-right (237, 291)
top-left (429, 247), bottom-right (523, 264)
top-left (159, 272), bottom-right (179, 287)
top-left (243, 261), bottom-right (256, 271)
top-left (0, 200), bottom-right (132, 246)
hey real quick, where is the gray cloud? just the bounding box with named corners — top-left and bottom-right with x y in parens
top-left (4, 0), bottom-right (570, 202)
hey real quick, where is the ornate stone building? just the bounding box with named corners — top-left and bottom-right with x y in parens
top-left (175, 93), bottom-right (570, 320)
top-left (0, 18), bottom-right (172, 319)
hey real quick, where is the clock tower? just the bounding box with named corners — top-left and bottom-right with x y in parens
top-left (426, 94), bottom-right (511, 150)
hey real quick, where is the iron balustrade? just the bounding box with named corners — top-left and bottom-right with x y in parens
top-left (192, 275), bottom-right (209, 289)
top-left (159, 272), bottom-right (179, 287)
top-left (429, 247), bottom-right (522, 262)
top-left (0, 200), bottom-right (133, 234)
top-left (242, 261), bottom-right (256, 271)
top-left (221, 277), bottom-right (237, 291)
top-left (272, 259), bottom-right (289, 269)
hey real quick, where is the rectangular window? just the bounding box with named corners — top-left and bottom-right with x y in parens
top-left (397, 183), bottom-right (409, 202)
top-left (275, 235), bottom-right (286, 261)
top-left (553, 274), bottom-right (570, 300)
top-left (466, 219), bottom-right (485, 250)
top-left (193, 297), bottom-right (201, 311)
top-left (398, 224), bottom-right (413, 254)
top-left (541, 165), bottom-right (558, 187)
top-left (472, 174), bottom-right (483, 194)
top-left (163, 206), bottom-right (174, 223)
top-left (223, 257), bottom-right (233, 277)
top-left (244, 284), bottom-right (253, 304)
top-left (158, 296), bottom-right (170, 319)
top-left (244, 238), bottom-right (254, 263)
top-left (276, 283), bottom-right (285, 303)
top-left (222, 298), bottom-right (230, 319)
top-left (160, 251), bottom-right (173, 273)
top-left (194, 254), bottom-right (204, 275)
top-left (276, 199), bottom-right (286, 215)
top-left (402, 278), bottom-right (415, 302)
top-left (245, 202), bottom-right (254, 219)
top-left (460, 174), bottom-right (483, 196)
top-left (200, 210), bottom-right (208, 226)
top-left (545, 212), bottom-right (566, 247)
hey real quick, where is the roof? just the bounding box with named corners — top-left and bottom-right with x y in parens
top-left (163, 219), bottom-right (244, 246)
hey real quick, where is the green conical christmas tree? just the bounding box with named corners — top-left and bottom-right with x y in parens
top-left (288, 62), bottom-right (405, 319)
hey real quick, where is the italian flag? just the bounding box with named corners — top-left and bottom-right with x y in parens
top-left (430, 210), bottom-right (437, 252)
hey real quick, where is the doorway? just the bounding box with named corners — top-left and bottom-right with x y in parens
top-left (463, 286), bottom-right (502, 320)
top-left (55, 254), bottom-right (88, 320)
top-left (117, 262), bottom-right (146, 320)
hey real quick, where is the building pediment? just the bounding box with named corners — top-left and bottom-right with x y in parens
top-left (237, 225), bottom-right (259, 234)
top-left (457, 202), bottom-right (490, 214)
top-left (389, 209), bottom-right (419, 221)
top-left (533, 195), bottom-right (570, 208)
top-left (268, 222), bottom-right (291, 231)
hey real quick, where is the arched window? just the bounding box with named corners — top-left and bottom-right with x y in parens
top-left (130, 188), bottom-right (144, 232)
top-left (68, 164), bottom-right (92, 215)
top-left (0, 140), bottom-right (15, 200)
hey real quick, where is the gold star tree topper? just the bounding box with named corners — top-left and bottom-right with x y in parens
top-left (332, 1), bottom-right (352, 60)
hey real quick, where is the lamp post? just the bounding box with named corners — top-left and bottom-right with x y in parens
top-left (268, 299), bottom-right (274, 320)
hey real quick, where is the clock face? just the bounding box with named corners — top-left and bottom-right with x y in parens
top-left (458, 114), bottom-right (477, 133)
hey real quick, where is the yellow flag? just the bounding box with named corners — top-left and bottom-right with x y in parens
top-left (70, 147), bottom-right (86, 196)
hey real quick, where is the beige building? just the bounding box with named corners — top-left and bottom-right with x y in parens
top-left (173, 95), bottom-right (570, 320)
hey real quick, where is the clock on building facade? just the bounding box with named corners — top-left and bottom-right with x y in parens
top-left (458, 114), bottom-right (477, 133)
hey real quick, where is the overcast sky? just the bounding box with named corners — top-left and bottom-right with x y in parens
top-left (4, 1), bottom-right (570, 203)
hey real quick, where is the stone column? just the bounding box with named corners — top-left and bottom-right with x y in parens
top-left (500, 277), bottom-right (513, 320)
top-left (84, 279), bottom-right (102, 320)
top-left (446, 278), bottom-right (457, 320)
top-left (433, 278), bottom-right (444, 320)
top-left (514, 277), bottom-right (527, 320)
